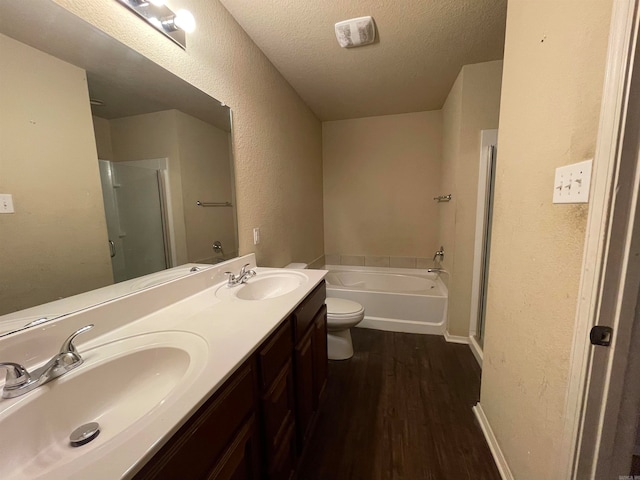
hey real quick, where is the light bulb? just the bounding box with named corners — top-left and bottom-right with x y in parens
top-left (174, 9), bottom-right (196, 33)
top-left (148, 16), bottom-right (162, 29)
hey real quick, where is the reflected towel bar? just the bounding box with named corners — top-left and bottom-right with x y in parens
top-left (433, 194), bottom-right (452, 202)
top-left (196, 201), bottom-right (233, 207)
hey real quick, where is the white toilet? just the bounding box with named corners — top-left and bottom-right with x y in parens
top-left (284, 262), bottom-right (365, 361)
top-left (324, 297), bottom-right (365, 360)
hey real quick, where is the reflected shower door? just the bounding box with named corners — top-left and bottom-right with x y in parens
top-left (99, 161), bottom-right (168, 281)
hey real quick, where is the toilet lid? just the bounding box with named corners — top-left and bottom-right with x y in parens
top-left (325, 297), bottom-right (364, 316)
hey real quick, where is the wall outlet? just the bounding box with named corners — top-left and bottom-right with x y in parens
top-left (253, 227), bottom-right (260, 245)
top-left (0, 194), bottom-right (15, 213)
top-left (553, 159), bottom-right (593, 204)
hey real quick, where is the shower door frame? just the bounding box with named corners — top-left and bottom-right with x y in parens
top-left (468, 129), bottom-right (498, 368)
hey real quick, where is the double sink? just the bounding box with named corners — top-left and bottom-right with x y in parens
top-left (0, 265), bottom-right (314, 479)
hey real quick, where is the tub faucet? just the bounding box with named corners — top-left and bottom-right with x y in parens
top-left (433, 246), bottom-right (445, 263)
top-left (0, 324), bottom-right (93, 399)
top-left (225, 263), bottom-right (256, 287)
top-left (427, 268), bottom-right (448, 274)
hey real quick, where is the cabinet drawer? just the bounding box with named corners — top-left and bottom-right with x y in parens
top-left (258, 320), bottom-right (292, 389)
top-left (134, 361), bottom-right (256, 479)
top-left (261, 360), bottom-right (295, 460)
top-left (292, 281), bottom-right (326, 342)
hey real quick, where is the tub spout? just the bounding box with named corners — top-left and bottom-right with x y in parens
top-left (427, 268), bottom-right (448, 274)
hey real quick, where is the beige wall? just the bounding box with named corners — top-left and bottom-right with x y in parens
top-left (0, 34), bottom-right (113, 314)
top-left (440, 60), bottom-right (503, 335)
top-left (53, 0), bottom-right (324, 268)
top-left (479, 1), bottom-right (612, 479)
top-left (323, 111), bottom-right (442, 261)
top-left (175, 110), bottom-right (237, 263)
top-left (92, 115), bottom-right (114, 160)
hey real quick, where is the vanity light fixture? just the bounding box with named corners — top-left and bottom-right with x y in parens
top-left (115, 0), bottom-right (195, 49)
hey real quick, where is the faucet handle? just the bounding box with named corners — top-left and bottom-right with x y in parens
top-left (239, 263), bottom-right (251, 275)
top-left (0, 362), bottom-right (31, 388)
top-left (60, 324), bottom-right (93, 356)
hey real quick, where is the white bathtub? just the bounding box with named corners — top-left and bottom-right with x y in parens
top-left (323, 265), bottom-right (447, 335)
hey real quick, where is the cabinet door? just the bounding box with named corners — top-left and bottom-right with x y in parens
top-left (312, 305), bottom-right (328, 408)
top-left (268, 421), bottom-right (296, 480)
top-left (134, 362), bottom-right (256, 480)
top-left (262, 360), bottom-right (295, 462)
top-left (207, 415), bottom-right (261, 480)
top-left (294, 326), bottom-right (315, 448)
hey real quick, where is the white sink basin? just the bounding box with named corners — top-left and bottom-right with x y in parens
top-left (216, 271), bottom-right (308, 301)
top-left (0, 331), bottom-right (208, 480)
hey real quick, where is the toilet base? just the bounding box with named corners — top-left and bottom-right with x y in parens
top-left (327, 329), bottom-right (354, 360)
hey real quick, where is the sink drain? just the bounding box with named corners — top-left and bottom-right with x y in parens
top-left (69, 422), bottom-right (100, 447)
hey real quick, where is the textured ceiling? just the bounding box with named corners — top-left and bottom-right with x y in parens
top-left (220, 0), bottom-right (507, 120)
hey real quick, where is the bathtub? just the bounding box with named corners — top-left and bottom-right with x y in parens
top-left (322, 265), bottom-right (447, 335)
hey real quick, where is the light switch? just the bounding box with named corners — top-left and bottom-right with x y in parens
top-left (553, 159), bottom-right (593, 204)
top-left (0, 194), bottom-right (15, 213)
top-left (253, 227), bottom-right (260, 245)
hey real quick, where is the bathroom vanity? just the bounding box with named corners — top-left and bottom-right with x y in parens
top-left (0, 255), bottom-right (327, 480)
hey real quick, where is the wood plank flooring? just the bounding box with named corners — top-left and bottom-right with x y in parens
top-left (298, 328), bottom-right (500, 480)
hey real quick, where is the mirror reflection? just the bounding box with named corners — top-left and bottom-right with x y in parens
top-left (0, 1), bottom-right (238, 330)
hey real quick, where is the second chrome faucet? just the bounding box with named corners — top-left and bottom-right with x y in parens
top-left (224, 263), bottom-right (257, 287)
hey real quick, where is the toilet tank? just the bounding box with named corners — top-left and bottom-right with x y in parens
top-left (284, 262), bottom-right (308, 269)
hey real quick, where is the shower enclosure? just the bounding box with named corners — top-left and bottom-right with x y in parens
top-left (98, 159), bottom-right (170, 283)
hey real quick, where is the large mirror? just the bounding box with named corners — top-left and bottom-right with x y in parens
top-left (0, 0), bottom-right (238, 334)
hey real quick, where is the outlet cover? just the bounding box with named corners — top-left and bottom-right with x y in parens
top-left (0, 194), bottom-right (15, 213)
top-left (553, 159), bottom-right (592, 204)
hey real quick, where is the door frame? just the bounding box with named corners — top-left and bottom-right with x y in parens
top-left (560, 0), bottom-right (640, 476)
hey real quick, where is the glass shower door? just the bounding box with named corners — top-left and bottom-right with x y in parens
top-left (476, 144), bottom-right (497, 347)
top-left (99, 161), bottom-right (168, 282)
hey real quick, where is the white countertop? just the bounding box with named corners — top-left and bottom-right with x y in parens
top-left (0, 254), bottom-right (327, 480)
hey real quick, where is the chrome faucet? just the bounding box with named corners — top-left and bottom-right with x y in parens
top-left (427, 267), bottom-right (448, 274)
top-left (0, 324), bottom-right (93, 399)
top-left (433, 246), bottom-right (445, 263)
top-left (225, 263), bottom-right (256, 287)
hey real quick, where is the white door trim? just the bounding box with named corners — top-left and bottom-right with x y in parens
top-left (560, 0), bottom-right (640, 477)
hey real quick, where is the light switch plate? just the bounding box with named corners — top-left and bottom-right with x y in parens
top-left (253, 227), bottom-right (260, 245)
top-left (553, 159), bottom-right (593, 204)
top-left (0, 194), bottom-right (15, 213)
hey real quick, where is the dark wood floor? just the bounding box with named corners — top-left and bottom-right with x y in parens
top-left (298, 328), bottom-right (500, 480)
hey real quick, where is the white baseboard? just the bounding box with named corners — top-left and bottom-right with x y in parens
top-left (473, 403), bottom-right (514, 480)
top-left (444, 330), bottom-right (470, 344)
top-left (356, 317), bottom-right (445, 335)
top-left (469, 335), bottom-right (484, 368)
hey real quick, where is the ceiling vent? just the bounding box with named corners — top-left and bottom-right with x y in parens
top-left (334, 16), bottom-right (376, 48)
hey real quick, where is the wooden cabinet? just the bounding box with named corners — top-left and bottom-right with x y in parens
top-left (312, 305), bottom-right (328, 407)
top-left (292, 282), bottom-right (328, 451)
top-left (133, 362), bottom-right (260, 480)
top-left (258, 321), bottom-right (296, 479)
top-left (133, 280), bottom-right (327, 480)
